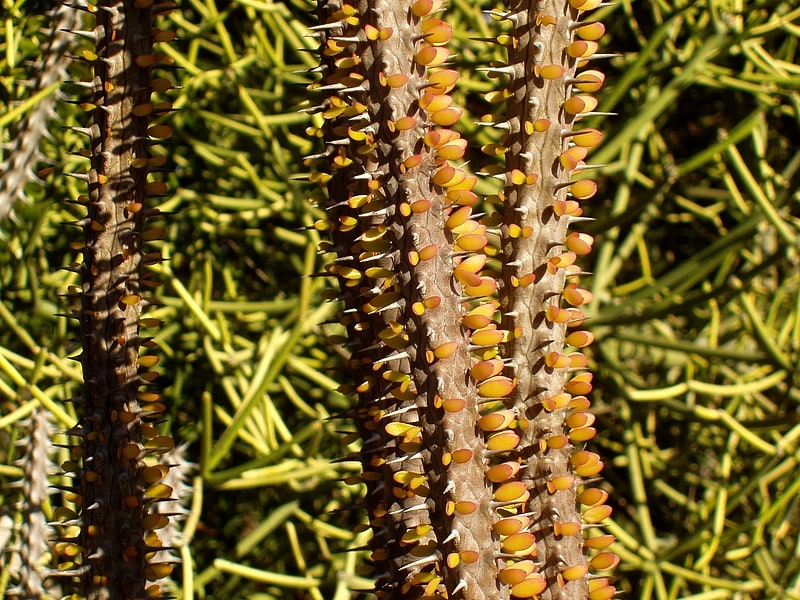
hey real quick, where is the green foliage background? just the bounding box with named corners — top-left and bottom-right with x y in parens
top-left (1, 0), bottom-right (799, 598)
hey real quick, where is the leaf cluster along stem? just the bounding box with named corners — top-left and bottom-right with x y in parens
top-left (310, 0), bottom-right (617, 598)
top-left (53, 1), bottom-right (180, 598)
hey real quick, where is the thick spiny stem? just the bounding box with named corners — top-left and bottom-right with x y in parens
top-left (2, 410), bottom-right (61, 599)
top-left (315, 1), bottom-right (498, 596)
top-left (497, 2), bottom-right (605, 597)
top-left (58, 1), bottom-right (177, 598)
top-left (0, 4), bottom-right (77, 225)
top-left (312, 0), bottom-right (616, 598)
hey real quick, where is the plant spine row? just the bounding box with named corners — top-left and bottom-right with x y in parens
top-left (493, 2), bottom-right (616, 598)
top-left (0, 4), bottom-right (77, 224)
top-left (2, 410), bottom-right (61, 598)
top-left (312, 0), bottom-right (616, 597)
top-left (56, 2), bottom-right (178, 598)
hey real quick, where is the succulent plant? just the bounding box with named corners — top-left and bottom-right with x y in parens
top-left (308, 0), bottom-right (617, 597)
top-left (53, 1), bottom-right (178, 598)
top-left (1, 0), bottom-right (617, 597)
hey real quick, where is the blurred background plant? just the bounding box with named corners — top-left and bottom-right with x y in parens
top-left (0, 0), bottom-right (798, 598)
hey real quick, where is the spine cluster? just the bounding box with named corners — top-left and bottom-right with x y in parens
top-left (56, 1), bottom-right (178, 598)
top-left (309, 0), bottom-right (616, 598)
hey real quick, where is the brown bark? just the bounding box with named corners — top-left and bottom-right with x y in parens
top-left (313, 1), bottom-right (616, 598)
top-left (60, 2), bottom-right (177, 598)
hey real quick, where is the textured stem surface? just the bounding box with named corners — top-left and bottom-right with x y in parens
top-left (2, 410), bottom-right (60, 599)
top-left (59, 2), bottom-right (177, 598)
top-left (500, 2), bottom-right (596, 597)
top-left (0, 4), bottom-right (76, 225)
top-left (315, 1), bottom-right (497, 596)
top-left (312, 0), bottom-right (616, 598)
